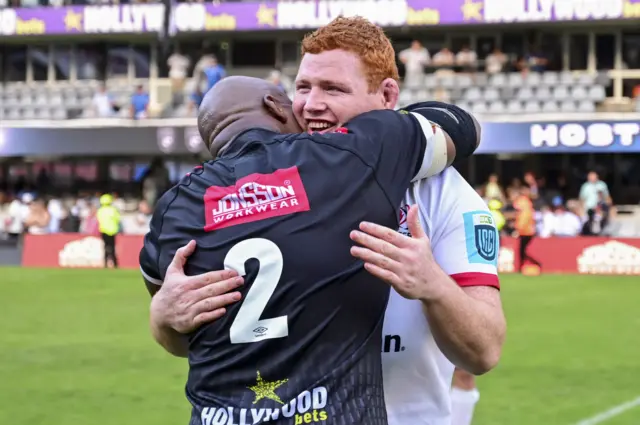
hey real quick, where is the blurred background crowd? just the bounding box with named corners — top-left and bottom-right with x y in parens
top-left (1, 0), bottom-right (640, 241)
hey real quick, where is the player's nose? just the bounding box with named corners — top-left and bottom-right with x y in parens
top-left (302, 87), bottom-right (327, 114)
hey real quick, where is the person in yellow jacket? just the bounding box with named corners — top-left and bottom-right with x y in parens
top-left (97, 194), bottom-right (121, 269)
top-left (488, 199), bottom-right (506, 233)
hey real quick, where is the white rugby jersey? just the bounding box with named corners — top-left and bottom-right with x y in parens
top-left (382, 167), bottom-right (500, 425)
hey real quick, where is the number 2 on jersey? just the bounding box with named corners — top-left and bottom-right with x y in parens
top-left (224, 238), bottom-right (288, 344)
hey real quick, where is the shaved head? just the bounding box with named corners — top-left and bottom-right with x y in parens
top-left (198, 76), bottom-right (301, 157)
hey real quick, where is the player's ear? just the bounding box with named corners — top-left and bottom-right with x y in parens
top-left (380, 78), bottom-right (399, 110)
top-left (263, 94), bottom-right (288, 124)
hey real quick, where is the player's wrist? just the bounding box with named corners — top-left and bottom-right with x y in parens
top-left (150, 295), bottom-right (172, 331)
top-left (417, 264), bottom-right (455, 304)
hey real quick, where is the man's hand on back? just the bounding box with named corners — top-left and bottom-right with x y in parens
top-left (150, 240), bottom-right (245, 334)
top-left (349, 205), bottom-right (448, 301)
top-left (349, 204), bottom-right (505, 374)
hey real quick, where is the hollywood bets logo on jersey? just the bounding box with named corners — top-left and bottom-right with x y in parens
top-left (200, 371), bottom-right (330, 425)
top-left (204, 167), bottom-right (311, 231)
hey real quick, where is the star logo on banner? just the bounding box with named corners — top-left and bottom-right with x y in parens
top-left (248, 371), bottom-right (288, 404)
top-left (256, 3), bottom-right (277, 27)
top-left (461, 0), bottom-right (483, 22)
top-left (64, 9), bottom-right (83, 32)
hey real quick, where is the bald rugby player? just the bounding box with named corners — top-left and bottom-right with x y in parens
top-left (140, 75), bottom-right (481, 425)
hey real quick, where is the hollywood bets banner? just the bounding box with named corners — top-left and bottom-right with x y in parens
top-left (1, 0), bottom-right (639, 36)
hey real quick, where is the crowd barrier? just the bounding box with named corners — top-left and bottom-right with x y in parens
top-left (19, 233), bottom-right (640, 275)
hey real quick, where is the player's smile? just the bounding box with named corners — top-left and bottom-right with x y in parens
top-left (305, 119), bottom-right (338, 134)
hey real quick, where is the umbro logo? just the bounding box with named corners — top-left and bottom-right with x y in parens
top-left (382, 334), bottom-right (405, 353)
top-left (253, 326), bottom-right (268, 337)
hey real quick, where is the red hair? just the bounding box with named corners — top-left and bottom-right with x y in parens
top-left (301, 16), bottom-right (399, 92)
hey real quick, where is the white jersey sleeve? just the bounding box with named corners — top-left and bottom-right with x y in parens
top-left (402, 167), bottom-right (500, 288)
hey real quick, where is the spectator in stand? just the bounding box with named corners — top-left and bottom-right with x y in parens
top-left (7, 193), bottom-right (31, 240)
top-left (432, 46), bottom-right (455, 73)
top-left (519, 46), bottom-right (548, 73)
top-left (47, 197), bottom-right (64, 233)
top-left (485, 173), bottom-right (505, 203)
top-left (553, 201), bottom-right (583, 237)
top-left (485, 47), bottom-right (508, 74)
top-left (193, 49), bottom-right (216, 87)
top-left (130, 200), bottom-right (152, 235)
top-left (580, 171), bottom-right (611, 215)
top-left (62, 204), bottom-right (83, 233)
top-left (91, 83), bottom-right (117, 118)
top-left (167, 46), bottom-right (190, 97)
top-left (130, 84), bottom-right (149, 119)
top-left (582, 206), bottom-right (604, 236)
top-left (537, 204), bottom-right (557, 238)
top-left (24, 198), bottom-right (50, 235)
top-left (398, 40), bottom-right (430, 87)
top-left (597, 190), bottom-right (613, 228)
top-left (202, 55), bottom-right (226, 93)
top-left (82, 204), bottom-right (99, 235)
top-left (456, 44), bottom-right (477, 72)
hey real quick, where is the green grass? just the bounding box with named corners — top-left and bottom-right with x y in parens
top-left (0, 269), bottom-right (638, 425)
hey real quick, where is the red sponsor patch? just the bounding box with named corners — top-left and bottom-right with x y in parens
top-left (203, 166), bottom-right (311, 231)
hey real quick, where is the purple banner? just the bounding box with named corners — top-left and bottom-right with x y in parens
top-left (0, 0), bottom-right (639, 36)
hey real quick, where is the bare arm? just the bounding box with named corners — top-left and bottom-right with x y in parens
top-left (421, 279), bottom-right (505, 374)
top-left (350, 201), bottom-right (505, 375)
top-left (143, 241), bottom-right (244, 357)
top-left (148, 286), bottom-right (190, 358)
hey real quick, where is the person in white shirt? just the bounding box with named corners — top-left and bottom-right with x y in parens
top-left (485, 47), bottom-right (508, 74)
top-left (47, 198), bottom-right (64, 233)
top-left (398, 40), bottom-right (430, 87)
top-left (433, 47), bottom-right (455, 68)
top-left (7, 193), bottom-right (32, 237)
top-left (553, 204), bottom-right (583, 237)
top-left (455, 44), bottom-right (478, 72)
top-left (91, 84), bottom-right (116, 118)
top-left (167, 48), bottom-right (191, 94)
top-left (144, 17), bottom-right (504, 425)
top-left (538, 204), bottom-right (557, 238)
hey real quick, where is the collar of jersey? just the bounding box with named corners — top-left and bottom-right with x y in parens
top-left (219, 128), bottom-right (279, 158)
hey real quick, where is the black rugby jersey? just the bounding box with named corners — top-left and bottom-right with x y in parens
top-left (140, 108), bottom-right (437, 425)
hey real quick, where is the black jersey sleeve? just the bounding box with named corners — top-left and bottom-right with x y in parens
top-left (312, 108), bottom-right (441, 207)
top-left (341, 108), bottom-right (445, 183)
top-left (139, 184), bottom-right (181, 286)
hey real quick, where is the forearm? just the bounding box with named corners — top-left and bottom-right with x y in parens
top-left (420, 269), bottom-right (505, 375)
top-left (149, 309), bottom-right (190, 358)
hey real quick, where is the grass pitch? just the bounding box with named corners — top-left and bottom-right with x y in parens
top-left (0, 268), bottom-right (638, 425)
